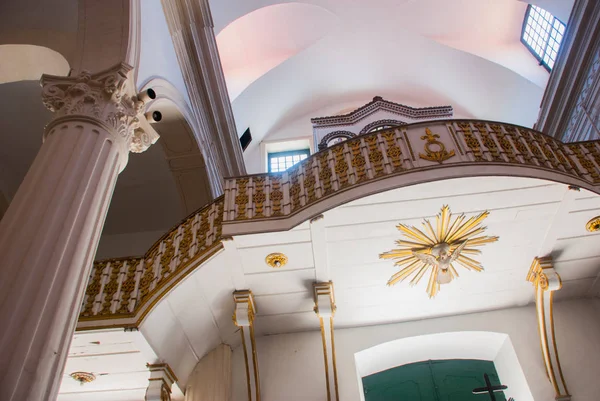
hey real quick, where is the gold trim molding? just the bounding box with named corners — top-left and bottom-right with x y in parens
top-left (265, 253), bottom-right (288, 268)
top-left (527, 257), bottom-right (571, 401)
top-left (313, 282), bottom-right (339, 401)
top-left (586, 215), bottom-right (600, 232)
top-left (233, 290), bottom-right (260, 401)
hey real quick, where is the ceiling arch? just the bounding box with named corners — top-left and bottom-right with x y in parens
top-left (0, 45), bottom-right (69, 84)
top-left (216, 3), bottom-right (338, 100)
top-left (147, 99), bottom-right (214, 215)
top-left (218, 0), bottom-right (549, 171)
top-left (0, 0), bottom-right (78, 64)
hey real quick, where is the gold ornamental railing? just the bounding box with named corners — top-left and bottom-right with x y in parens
top-left (221, 120), bottom-right (600, 233)
top-left (78, 197), bottom-right (224, 329)
top-left (81, 120), bottom-right (600, 328)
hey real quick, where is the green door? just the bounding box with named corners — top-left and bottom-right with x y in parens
top-left (363, 359), bottom-right (507, 401)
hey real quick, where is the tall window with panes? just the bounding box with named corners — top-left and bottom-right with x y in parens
top-left (521, 5), bottom-right (566, 71)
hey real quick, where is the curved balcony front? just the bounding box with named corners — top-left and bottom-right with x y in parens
top-left (78, 119), bottom-right (600, 329)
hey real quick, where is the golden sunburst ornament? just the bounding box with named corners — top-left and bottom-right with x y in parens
top-left (379, 205), bottom-right (498, 298)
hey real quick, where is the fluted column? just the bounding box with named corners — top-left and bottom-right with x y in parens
top-left (0, 63), bottom-right (158, 401)
top-left (184, 344), bottom-right (232, 401)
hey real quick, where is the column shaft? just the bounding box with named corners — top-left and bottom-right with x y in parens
top-left (0, 121), bottom-right (122, 400)
top-left (185, 344), bottom-right (232, 401)
top-left (0, 63), bottom-right (157, 401)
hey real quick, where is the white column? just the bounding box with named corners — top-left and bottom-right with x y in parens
top-left (233, 290), bottom-right (260, 401)
top-left (0, 63), bottom-right (158, 401)
top-left (185, 344), bottom-right (232, 401)
top-left (146, 363), bottom-right (178, 401)
top-left (161, 0), bottom-right (246, 182)
top-left (527, 257), bottom-right (571, 401)
top-left (313, 281), bottom-right (339, 401)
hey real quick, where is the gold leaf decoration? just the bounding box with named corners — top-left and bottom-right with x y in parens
top-left (70, 371), bottom-right (96, 385)
top-left (586, 215), bottom-right (600, 232)
top-left (379, 205), bottom-right (498, 298)
top-left (265, 252), bottom-right (288, 268)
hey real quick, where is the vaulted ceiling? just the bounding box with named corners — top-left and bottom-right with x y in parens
top-left (211, 0), bottom-right (574, 173)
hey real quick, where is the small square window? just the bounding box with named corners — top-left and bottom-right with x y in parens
top-left (268, 149), bottom-right (311, 173)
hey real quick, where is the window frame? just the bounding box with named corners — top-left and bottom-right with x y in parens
top-left (267, 148), bottom-right (310, 173)
top-left (520, 4), bottom-right (566, 72)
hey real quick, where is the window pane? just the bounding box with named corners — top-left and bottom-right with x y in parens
top-left (521, 5), bottom-right (565, 71)
top-left (268, 149), bottom-right (310, 172)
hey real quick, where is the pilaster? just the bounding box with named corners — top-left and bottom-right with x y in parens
top-left (161, 0), bottom-right (246, 185)
top-left (313, 281), bottom-right (339, 401)
top-left (233, 290), bottom-right (260, 401)
top-left (527, 257), bottom-right (571, 401)
top-left (145, 363), bottom-right (178, 401)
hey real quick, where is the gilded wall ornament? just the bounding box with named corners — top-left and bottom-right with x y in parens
top-left (586, 216), bottom-right (600, 232)
top-left (70, 371), bottom-right (96, 385)
top-left (265, 252), bottom-right (288, 268)
top-left (418, 128), bottom-right (455, 163)
top-left (380, 205), bottom-right (498, 298)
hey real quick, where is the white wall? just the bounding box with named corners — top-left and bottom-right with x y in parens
top-left (232, 298), bottom-right (600, 401)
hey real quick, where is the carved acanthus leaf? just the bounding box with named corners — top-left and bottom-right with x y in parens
top-left (41, 63), bottom-right (158, 154)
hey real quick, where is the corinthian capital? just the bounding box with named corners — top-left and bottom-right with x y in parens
top-left (40, 62), bottom-right (158, 154)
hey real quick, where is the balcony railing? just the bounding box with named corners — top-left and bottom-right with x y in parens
top-left (78, 198), bottom-right (223, 328)
top-left (80, 119), bottom-right (600, 328)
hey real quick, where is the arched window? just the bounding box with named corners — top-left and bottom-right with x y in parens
top-left (521, 5), bottom-right (566, 71)
top-left (360, 119), bottom-right (405, 134)
top-left (318, 131), bottom-right (356, 150)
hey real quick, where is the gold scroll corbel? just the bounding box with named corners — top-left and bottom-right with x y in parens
top-left (527, 257), bottom-right (570, 401)
top-left (145, 363), bottom-right (177, 401)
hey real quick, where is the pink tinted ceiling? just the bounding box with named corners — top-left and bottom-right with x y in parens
top-left (216, 3), bottom-right (337, 100)
top-left (209, 0), bottom-right (561, 170)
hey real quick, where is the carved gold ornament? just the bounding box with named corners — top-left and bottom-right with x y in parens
top-left (380, 205), bottom-right (498, 298)
top-left (586, 216), bottom-right (600, 232)
top-left (70, 371), bottom-right (96, 385)
top-left (418, 128), bottom-right (455, 164)
top-left (265, 252), bottom-right (288, 268)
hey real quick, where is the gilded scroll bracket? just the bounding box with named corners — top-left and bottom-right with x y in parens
top-left (527, 257), bottom-right (570, 401)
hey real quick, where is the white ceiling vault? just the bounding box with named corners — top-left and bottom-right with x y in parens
top-left (64, 176), bottom-right (600, 397)
top-left (210, 0), bottom-right (571, 170)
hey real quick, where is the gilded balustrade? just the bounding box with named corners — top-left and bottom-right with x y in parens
top-left (78, 198), bottom-right (224, 329)
top-left (222, 120), bottom-right (600, 234)
top-left (81, 120), bottom-right (600, 328)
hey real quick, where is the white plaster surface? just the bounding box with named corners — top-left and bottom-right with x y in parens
top-left (232, 298), bottom-right (600, 401)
